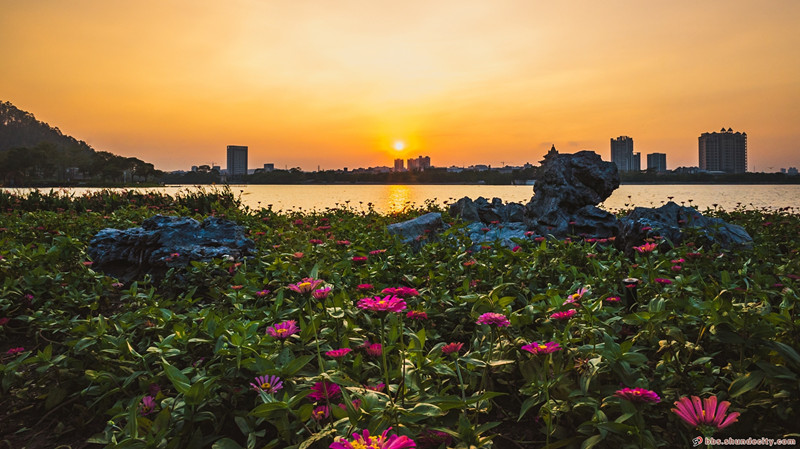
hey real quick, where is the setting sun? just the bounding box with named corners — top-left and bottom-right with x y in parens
top-left (393, 140), bottom-right (406, 151)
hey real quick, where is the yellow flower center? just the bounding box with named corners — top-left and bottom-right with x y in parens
top-left (378, 300), bottom-right (386, 305)
top-left (634, 390), bottom-right (641, 395)
top-left (276, 328), bottom-right (288, 335)
top-left (538, 345), bottom-right (547, 350)
top-left (261, 382), bottom-right (271, 389)
top-left (299, 282), bottom-right (311, 289)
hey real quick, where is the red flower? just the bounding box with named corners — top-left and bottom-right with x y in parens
top-left (442, 342), bottom-right (464, 354)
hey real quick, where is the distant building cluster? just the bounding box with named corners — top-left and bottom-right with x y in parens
top-left (407, 156), bottom-right (431, 171)
top-left (611, 136), bottom-right (641, 172)
top-left (699, 128), bottom-right (747, 174)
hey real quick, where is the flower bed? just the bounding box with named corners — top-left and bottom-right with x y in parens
top-left (0, 189), bottom-right (798, 448)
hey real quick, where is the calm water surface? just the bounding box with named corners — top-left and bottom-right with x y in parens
top-left (6, 184), bottom-right (800, 214)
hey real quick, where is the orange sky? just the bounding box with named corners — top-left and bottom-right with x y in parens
top-left (2, 1), bottom-right (799, 172)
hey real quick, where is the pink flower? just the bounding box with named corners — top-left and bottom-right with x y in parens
top-left (406, 310), bottom-right (428, 320)
top-left (250, 375), bottom-right (283, 394)
top-left (312, 405), bottom-right (330, 421)
top-left (111, 282), bottom-right (124, 288)
top-left (292, 252), bottom-right (304, 259)
top-left (0, 317), bottom-right (9, 326)
top-left (521, 341), bottom-right (561, 355)
top-left (352, 256), bottom-right (368, 263)
top-left (634, 243), bottom-right (658, 253)
top-left (442, 342), bottom-right (464, 354)
top-left (671, 258), bottom-right (686, 264)
top-left (82, 261), bottom-right (93, 266)
top-left (365, 343), bottom-right (383, 357)
top-left (139, 395), bottom-right (157, 416)
top-left (231, 285), bottom-right (243, 291)
top-left (337, 240), bottom-right (351, 246)
top-left (381, 287), bottom-right (420, 298)
top-left (671, 265), bottom-right (682, 272)
top-left (672, 396), bottom-right (740, 429)
top-left (550, 309), bottom-right (577, 321)
top-left (524, 231), bottom-right (535, 237)
top-left (655, 278), bottom-right (673, 285)
top-left (338, 399), bottom-right (362, 410)
top-left (369, 249), bottom-right (386, 255)
top-left (604, 296), bottom-right (621, 303)
top-left (313, 287), bottom-right (332, 299)
top-left (614, 387), bottom-right (661, 403)
top-left (255, 289), bottom-right (271, 297)
top-left (512, 245), bottom-right (521, 252)
top-left (476, 312), bottom-right (510, 327)
top-left (534, 236), bottom-right (546, 242)
top-left (309, 239), bottom-right (324, 245)
top-left (287, 278), bottom-right (324, 293)
top-left (357, 283), bottom-right (374, 291)
top-left (309, 381), bottom-right (341, 401)
top-left (6, 347), bottom-right (25, 356)
top-left (417, 429), bottom-right (452, 448)
top-left (365, 383), bottom-right (386, 392)
top-left (266, 320), bottom-right (300, 339)
top-left (463, 260), bottom-right (476, 267)
top-left (326, 348), bottom-right (352, 358)
top-left (330, 428), bottom-right (416, 449)
top-left (358, 295), bottom-right (407, 313)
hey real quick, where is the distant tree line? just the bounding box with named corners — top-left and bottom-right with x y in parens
top-left (0, 101), bottom-right (162, 186)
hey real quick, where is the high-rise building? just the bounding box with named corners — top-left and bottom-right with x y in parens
top-left (394, 158), bottom-right (404, 171)
top-left (406, 156), bottom-right (431, 171)
top-left (698, 128), bottom-right (747, 174)
top-left (610, 136), bottom-right (640, 172)
top-left (646, 153), bottom-right (667, 172)
top-left (226, 145), bottom-right (248, 180)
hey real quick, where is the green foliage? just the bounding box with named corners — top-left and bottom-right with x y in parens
top-left (1, 193), bottom-right (799, 448)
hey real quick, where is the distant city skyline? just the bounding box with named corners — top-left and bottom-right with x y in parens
top-left (4, 1), bottom-right (798, 172)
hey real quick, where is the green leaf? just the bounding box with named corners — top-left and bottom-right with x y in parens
top-left (581, 435), bottom-right (605, 449)
top-left (45, 387), bottom-right (67, 410)
top-left (162, 361), bottom-right (191, 394)
top-left (281, 354), bottom-right (315, 376)
top-left (409, 402), bottom-right (443, 417)
top-left (729, 371), bottom-right (765, 398)
top-left (250, 401), bottom-right (289, 417)
top-left (184, 381), bottom-right (207, 406)
top-left (212, 438), bottom-right (245, 449)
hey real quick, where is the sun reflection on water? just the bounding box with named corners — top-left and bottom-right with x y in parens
top-left (385, 185), bottom-right (414, 214)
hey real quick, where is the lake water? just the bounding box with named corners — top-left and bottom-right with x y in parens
top-left (5, 184), bottom-right (800, 214)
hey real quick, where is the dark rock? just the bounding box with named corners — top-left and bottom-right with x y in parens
top-left (449, 196), bottom-right (524, 224)
top-left (465, 222), bottom-right (527, 249)
top-left (450, 197), bottom-right (481, 222)
top-left (618, 202), bottom-right (752, 253)
top-left (524, 150), bottom-right (620, 238)
top-left (88, 215), bottom-right (254, 282)
top-left (387, 212), bottom-right (446, 249)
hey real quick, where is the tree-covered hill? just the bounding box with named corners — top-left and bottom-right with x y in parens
top-left (0, 101), bottom-right (162, 185)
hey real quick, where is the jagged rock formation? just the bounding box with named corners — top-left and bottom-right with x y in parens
top-left (386, 212), bottom-right (446, 250)
top-left (88, 215), bottom-right (254, 282)
top-left (523, 150), bottom-right (620, 238)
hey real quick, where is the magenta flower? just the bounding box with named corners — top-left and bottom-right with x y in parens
top-left (365, 383), bottom-right (386, 392)
top-left (365, 343), bottom-right (383, 357)
top-left (309, 239), bottom-right (323, 245)
top-left (369, 249), bottom-right (386, 255)
top-left (357, 283), bottom-right (374, 291)
top-left (615, 387), bottom-right (661, 403)
top-left (330, 428), bottom-right (416, 449)
top-left (255, 289), bottom-right (271, 297)
top-left (358, 295), bottom-right (407, 313)
top-left (139, 395), bottom-right (157, 416)
top-left (604, 296), bottom-right (621, 303)
top-left (634, 242), bottom-right (658, 253)
top-left (0, 317), bottom-right (9, 326)
top-left (312, 405), bottom-right (330, 421)
top-left (550, 309), bottom-right (577, 320)
top-left (326, 348), bottom-right (352, 358)
top-left (442, 342), bottom-right (464, 355)
top-left (655, 278), bottom-right (673, 285)
top-left (287, 278), bottom-right (324, 294)
top-left (6, 347), bottom-right (24, 356)
top-left (309, 381), bottom-right (341, 401)
top-left (250, 375), bottom-right (283, 394)
top-left (338, 399), bottom-right (362, 410)
top-left (352, 256), bottom-right (368, 263)
top-left (313, 287), bottom-right (332, 299)
top-left (476, 312), bottom-right (510, 327)
top-left (672, 396), bottom-right (740, 429)
top-left (417, 429), bottom-right (452, 448)
top-left (521, 341), bottom-right (561, 355)
top-left (337, 240), bottom-right (351, 246)
top-left (381, 287), bottom-right (420, 298)
top-left (406, 310), bottom-right (428, 320)
top-left (266, 320), bottom-right (300, 339)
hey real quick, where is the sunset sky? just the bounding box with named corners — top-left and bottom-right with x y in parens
top-left (2, 1), bottom-right (799, 172)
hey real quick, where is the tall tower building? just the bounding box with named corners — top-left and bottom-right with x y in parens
top-left (698, 128), bottom-right (747, 174)
top-left (647, 153), bottom-right (667, 172)
top-left (226, 145), bottom-right (248, 180)
top-left (394, 158), bottom-right (404, 171)
top-left (610, 136), bottom-right (640, 172)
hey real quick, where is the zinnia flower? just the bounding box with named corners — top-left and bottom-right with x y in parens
top-left (250, 375), bottom-right (283, 394)
top-left (417, 429), bottom-right (452, 449)
top-left (604, 296), bottom-right (621, 303)
top-left (615, 387), bottom-right (661, 403)
top-left (672, 396), bottom-right (740, 429)
top-left (365, 343), bottom-right (383, 357)
top-left (406, 310), bottom-right (428, 320)
top-left (287, 278), bottom-right (324, 293)
top-left (357, 283), bottom-right (374, 291)
top-left (476, 312), bottom-right (510, 327)
top-left (550, 309), bottom-right (577, 320)
top-left (266, 320), bottom-right (300, 339)
top-left (655, 278), bottom-right (673, 285)
top-left (326, 348), bottom-right (352, 358)
top-left (313, 287), bottom-right (332, 299)
top-left (312, 405), bottom-right (330, 421)
top-left (369, 249), bottom-right (386, 255)
top-left (634, 242), bottom-right (658, 253)
top-left (381, 287), bottom-right (420, 298)
top-left (442, 342), bottom-right (464, 355)
top-left (255, 289), bottom-right (271, 297)
top-left (309, 239), bottom-right (323, 245)
top-left (309, 381), bottom-right (341, 401)
top-left (521, 341), bottom-right (561, 355)
top-left (6, 347), bottom-right (25, 355)
top-left (358, 295), bottom-right (407, 313)
top-left (139, 395), bottom-right (157, 416)
top-left (352, 256), bottom-right (368, 263)
top-left (330, 428), bottom-right (416, 449)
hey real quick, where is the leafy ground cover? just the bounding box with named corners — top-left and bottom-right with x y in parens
top-left (0, 188), bottom-right (798, 448)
